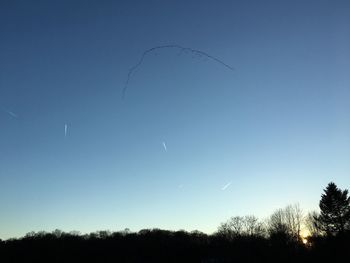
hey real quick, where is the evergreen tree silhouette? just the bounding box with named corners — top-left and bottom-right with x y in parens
top-left (316, 182), bottom-right (350, 235)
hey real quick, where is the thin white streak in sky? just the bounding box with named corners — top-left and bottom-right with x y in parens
top-left (221, 182), bottom-right (232, 191)
top-left (5, 110), bottom-right (18, 118)
top-left (64, 124), bottom-right (68, 137)
top-left (162, 141), bottom-right (167, 152)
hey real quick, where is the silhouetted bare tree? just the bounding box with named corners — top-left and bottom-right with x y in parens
top-left (268, 208), bottom-right (290, 239)
top-left (285, 204), bottom-right (303, 242)
top-left (217, 215), bottom-right (266, 239)
top-left (305, 211), bottom-right (322, 237)
top-left (267, 204), bottom-right (304, 243)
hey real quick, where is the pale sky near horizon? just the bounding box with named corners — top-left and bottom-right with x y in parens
top-left (1, 0), bottom-right (349, 239)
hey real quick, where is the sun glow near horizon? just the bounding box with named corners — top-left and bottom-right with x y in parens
top-left (300, 229), bottom-right (311, 245)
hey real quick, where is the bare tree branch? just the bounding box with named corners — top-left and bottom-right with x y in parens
top-left (122, 45), bottom-right (234, 99)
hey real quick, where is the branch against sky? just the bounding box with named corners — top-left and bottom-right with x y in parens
top-left (122, 45), bottom-right (235, 99)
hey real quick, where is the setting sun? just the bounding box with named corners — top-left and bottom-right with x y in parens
top-left (300, 230), bottom-right (310, 245)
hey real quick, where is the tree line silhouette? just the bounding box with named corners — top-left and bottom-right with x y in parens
top-left (1, 182), bottom-right (350, 262)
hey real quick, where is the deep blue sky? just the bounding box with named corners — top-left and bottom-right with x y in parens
top-left (1, 0), bottom-right (349, 239)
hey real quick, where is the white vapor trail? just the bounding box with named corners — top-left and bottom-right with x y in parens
top-left (5, 110), bottom-right (18, 118)
top-left (162, 141), bottom-right (167, 152)
top-left (64, 124), bottom-right (68, 137)
top-left (221, 182), bottom-right (232, 191)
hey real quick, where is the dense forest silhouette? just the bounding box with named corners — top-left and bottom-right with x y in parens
top-left (1, 182), bottom-right (350, 262)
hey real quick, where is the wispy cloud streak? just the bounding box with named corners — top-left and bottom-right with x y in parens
top-left (162, 141), bottom-right (167, 152)
top-left (5, 110), bottom-right (18, 119)
top-left (221, 181), bottom-right (232, 191)
top-left (64, 124), bottom-right (68, 137)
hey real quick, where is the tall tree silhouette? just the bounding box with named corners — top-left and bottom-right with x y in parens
top-left (267, 204), bottom-right (303, 243)
top-left (316, 182), bottom-right (350, 235)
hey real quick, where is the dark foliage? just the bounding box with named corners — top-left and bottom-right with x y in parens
top-left (1, 182), bottom-right (350, 262)
top-left (316, 182), bottom-right (350, 235)
top-left (1, 228), bottom-right (350, 263)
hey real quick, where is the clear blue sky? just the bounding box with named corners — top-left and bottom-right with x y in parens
top-left (1, 0), bottom-right (349, 239)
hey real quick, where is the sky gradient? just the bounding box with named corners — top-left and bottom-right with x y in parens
top-left (1, 0), bottom-right (350, 239)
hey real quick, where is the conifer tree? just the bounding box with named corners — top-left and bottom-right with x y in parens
top-left (316, 182), bottom-right (350, 235)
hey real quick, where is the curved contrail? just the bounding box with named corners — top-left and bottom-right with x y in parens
top-left (122, 45), bottom-right (234, 99)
